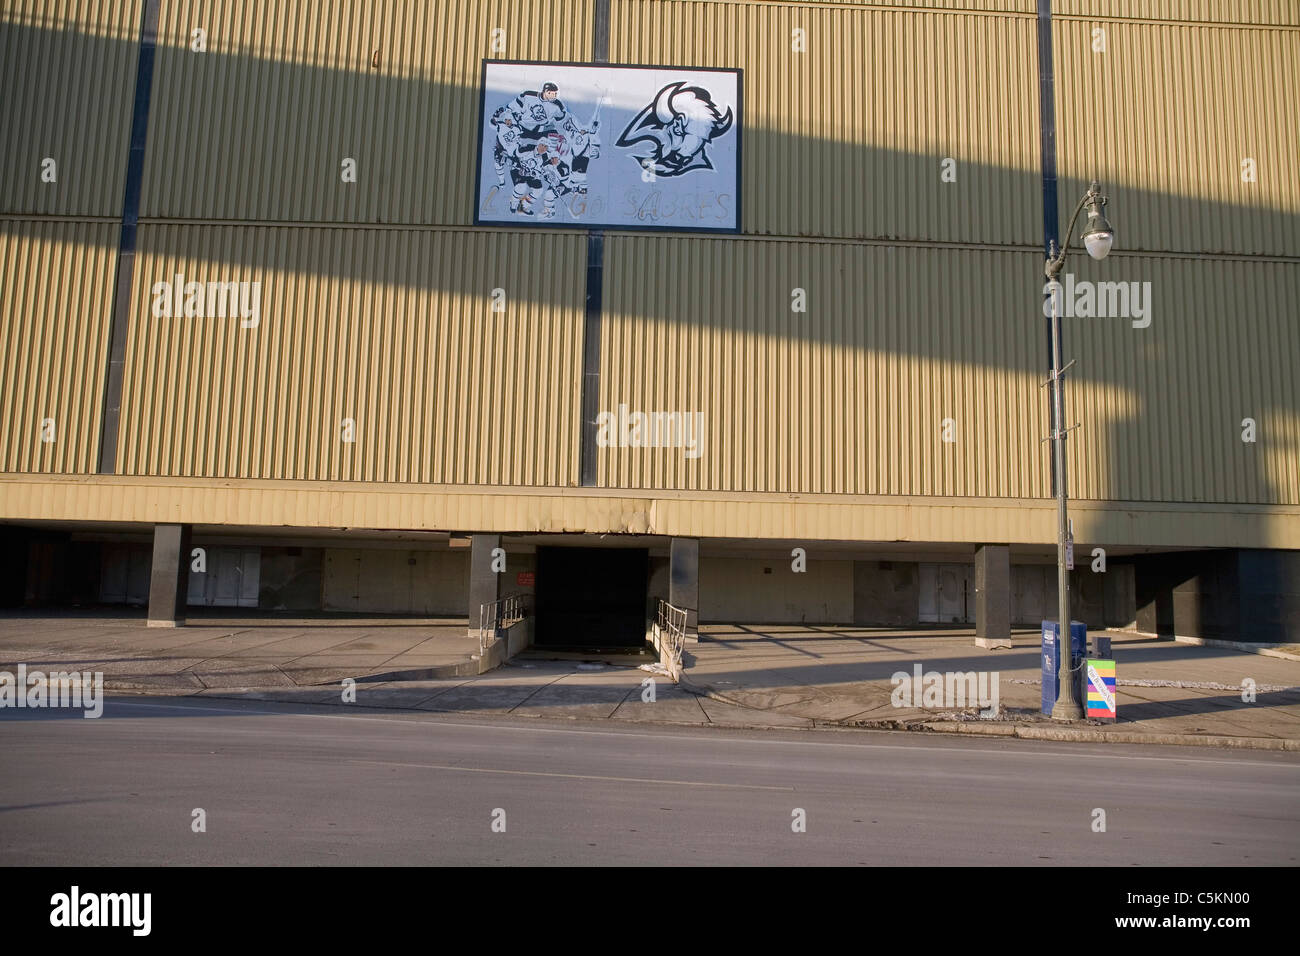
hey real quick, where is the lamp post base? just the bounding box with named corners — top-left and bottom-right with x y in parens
top-left (1051, 699), bottom-right (1084, 721)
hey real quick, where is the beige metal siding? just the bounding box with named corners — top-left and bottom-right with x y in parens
top-left (9, 473), bottom-right (1297, 547)
top-left (1063, 253), bottom-right (1300, 505)
top-left (118, 223), bottom-right (584, 484)
top-left (612, 0), bottom-right (1041, 244)
top-left (0, 220), bottom-right (115, 473)
top-left (1053, 15), bottom-right (1300, 257)
top-left (601, 235), bottom-right (1298, 505)
top-left (674, 1), bottom-right (1036, 14)
top-left (140, 0), bottom-right (593, 224)
top-left (600, 235), bottom-right (1049, 497)
top-left (1053, 1), bottom-right (1299, 27)
top-left (0, 0), bottom-right (142, 217)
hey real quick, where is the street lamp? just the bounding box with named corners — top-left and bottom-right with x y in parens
top-left (1044, 181), bottom-right (1114, 721)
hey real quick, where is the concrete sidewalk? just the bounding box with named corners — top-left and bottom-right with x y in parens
top-left (0, 612), bottom-right (778, 728)
top-left (682, 624), bottom-right (1300, 749)
top-left (2, 612), bottom-right (1298, 746)
top-left (0, 610), bottom-right (483, 690)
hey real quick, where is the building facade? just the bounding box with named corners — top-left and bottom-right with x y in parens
top-left (2, 0), bottom-right (1297, 643)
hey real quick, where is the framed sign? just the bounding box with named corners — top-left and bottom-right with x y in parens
top-left (474, 59), bottom-right (742, 233)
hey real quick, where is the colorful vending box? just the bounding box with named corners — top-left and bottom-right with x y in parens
top-left (1085, 659), bottom-right (1117, 722)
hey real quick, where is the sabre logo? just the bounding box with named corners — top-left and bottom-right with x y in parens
top-left (49, 886), bottom-right (151, 936)
top-left (616, 82), bottom-right (734, 177)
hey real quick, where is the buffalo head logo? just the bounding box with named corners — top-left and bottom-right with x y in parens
top-left (616, 82), bottom-right (734, 177)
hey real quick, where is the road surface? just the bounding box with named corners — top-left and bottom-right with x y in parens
top-left (2, 696), bottom-right (1297, 865)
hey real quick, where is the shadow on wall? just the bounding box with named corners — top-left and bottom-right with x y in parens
top-left (0, 18), bottom-right (1294, 506)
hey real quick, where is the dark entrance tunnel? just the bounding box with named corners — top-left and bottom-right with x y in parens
top-left (534, 547), bottom-right (649, 650)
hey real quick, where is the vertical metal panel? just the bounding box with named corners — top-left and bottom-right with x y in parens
top-left (1053, 1), bottom-right (1299, 27)
top-left (118, 224), bottom-right (584, 484)
top-left (603, 234), bottom-right (1299, 506)
top-left (0, 220), bottom-right (116, 472)
top-left (1053, 15), bottom-right (1299, 256)
top-left (600, 235), bottom-right (1051, 498)
top-left (0, 0), bottom-right (142, 217)
top-left (140, 0), bottom-right (592, 224)
top-left (677, 1), bottom-right (1036, 12)
top-left (1062, 254), bottom-right (1300, 506)
top-left (612, 0), bottom-right (1041, 244)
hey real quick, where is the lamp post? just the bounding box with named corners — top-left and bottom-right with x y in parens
top-left (1044, 181), bottom-right (1114, 721)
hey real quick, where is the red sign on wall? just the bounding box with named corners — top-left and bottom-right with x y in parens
top-left (516, 572), bottom-right (535, 587)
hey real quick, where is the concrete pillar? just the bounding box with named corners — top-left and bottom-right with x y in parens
top-left (147, 523), bottom-right (191, 627)
top-left (1103, 562), bottom-right (1137, 629)
top-left (669, 537), bottom-right (699, 640)
top-left (974, 544), bottom-right (1011, 649)
top-left (468, 534), bottom-right (502, 637)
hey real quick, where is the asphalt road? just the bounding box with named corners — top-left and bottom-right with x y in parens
top-left (2, 697), bottom-right (1298, 865)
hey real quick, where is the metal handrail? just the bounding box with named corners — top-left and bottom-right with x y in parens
top-left (478, 592), bottom-right (528, 656)
top-left (656, 599), bottom-right (688, 671)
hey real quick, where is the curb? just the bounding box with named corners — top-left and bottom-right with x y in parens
top-left (680, 674), bottom-right (1300, 750)
top-left (1172, 636), bottom-right (1300, 662)
top-left (910, 720), bottom-right (1300, 751)
top-left (354, 659), bottom-right (482, 682)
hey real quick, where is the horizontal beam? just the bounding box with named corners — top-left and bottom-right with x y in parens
top-left (1, 473), bottom-right (1298, 550)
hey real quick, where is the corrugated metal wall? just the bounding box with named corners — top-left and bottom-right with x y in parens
top-left (1053, 13), bottom-right (1300, 257)
top-left (0, 0), bottom-right (142, 217)
top-left (140, 0), bottom-right (593, 224)
top-left (117, 224), bottom-right (585, 484)
top-left (1063, 253), bottom-right (1300, 505)
top-left (599, 236), bottom-right (1049, 497)
top-left (0, 220), bottom-right (116, 473)
top-left (1053, 0), bottom-right (1299, 27)
top-left (601, 235), bottom-right (1299, 505)
top-left (0, 0), bottom-right (1295, 529)
top-left (612, 0), bottom-right (1042, 244)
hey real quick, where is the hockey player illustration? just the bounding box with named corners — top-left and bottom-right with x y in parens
top-left (533, 134), bottom-right (571, 219)
top-left (489, 81), bottom-right (568, 215)
top-left (616, 81), bottom-right (733, 177)
top-left (559, 113), bottom-right (601, 195)
top-left (485, 80), bottom-right (603, 218)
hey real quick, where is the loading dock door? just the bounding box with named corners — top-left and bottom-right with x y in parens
top-left (918, 563), bottom-right (972, 623)
top-left (534, 547), bottom-right (648, 649)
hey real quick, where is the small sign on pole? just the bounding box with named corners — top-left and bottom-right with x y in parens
top-left (1085, 659), bottom-right (1116, 722)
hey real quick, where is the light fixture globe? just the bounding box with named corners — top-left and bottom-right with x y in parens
top-left (1084, 225), bottom-right (1113, 260)
top-left (1081, 182), bottom-right (1114, 260)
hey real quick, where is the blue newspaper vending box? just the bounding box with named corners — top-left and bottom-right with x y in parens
top-left (1041, 620), bottom-right (1087, 714)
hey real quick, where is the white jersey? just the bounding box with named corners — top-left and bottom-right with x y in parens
top-left (498, 91), bottom-right (568, 137)
top-left (495, 120), bottom-right (522, 157)
top-left (567, 124), bottom-right (599, 158)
